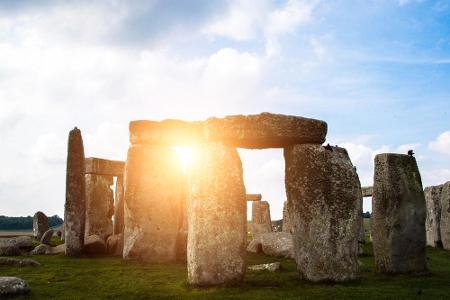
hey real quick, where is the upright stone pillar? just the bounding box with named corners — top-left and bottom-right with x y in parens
top-left (252, 201), bottom-right (272, 238)
top-left (372, 153), bottom-right (426, 274)
top-left (123, 145), bottom-right (186, 262)
top-left (113, 176), bottom-right (125, 235)
top-left (440, 181), bottom-right (450, 250)
top-left (188, 142), bottom-right (246, 286)
top-left (284, 145), bottom-right (360, 282)
top-left (355, 173), bottom-right (365, 255)
top-left (33, 211), bottom-right (48, 240)
top-left (85, 174), bottom-right (114, 241)
top-left (425, 185), bottom-right (443, 248)
top-left (64, 127), bottom-right (86, 256)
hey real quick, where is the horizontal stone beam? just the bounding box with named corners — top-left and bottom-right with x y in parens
top-left (362, 186), bottom-right (373, 197)
top-left (246, 194), bottom-right (262, 201)
top-left (130, 113), bottom-right (327, 149)
top-left (85, 157), bottom-right (125, 176)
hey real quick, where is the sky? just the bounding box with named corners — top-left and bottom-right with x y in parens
top-left (0, 0), bottom-right (449, 220)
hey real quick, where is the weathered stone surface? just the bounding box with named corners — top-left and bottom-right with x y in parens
top-left (259, 232), bottom-right (294, 259)
top-left (0, 277), bottom-right (29, 296)
top-left (0, 245), bottom-right (20, 256)
top-left (30, 244), bottom-right (51, 255)
top-left (271, 220), bottom-right (283, 232)
top-left (176, 196), bottom-right (188, 263)
top-left (0, 236), bottom-right (32, 250)
top-left (372, 153), bottom-right (427, 274)
top-left (113, 176), bottom-right (125, 235)
top-left (85, 157), bottom-right (125, 176)
top-left (425, 185), bottom-right (443, 248)
top-left (0, 257), bottom-right (40, 267)
top-left (123, 145), bottom-right (186, 262)
top-left (282, 201), bottom-right (292, 233)
top-left (284, 145), bottom-right (360, 282)
top-left (48, 244), bottom-right (65, 254)
top-left (64, 127), bottom-right (86, 256)
top-left (440, 181), bottom-right (450, 250)
top-left (252, 201), bottom-right (272, 238)
top-left (40, 229), bottom-right (54, 245)
top-left (84, 235), bottom-right (106, 255)
top-left (61, 223), bottom-right (65, 242)
top-left (106, 234), bottom-right (123, 256)
top-left (362, 186), bottom-right (373, 197)
top-left (355, 171), bottom-right (365, 255)
top-left (246, 239), bottom-right (262, 253)
top-left (130, 113), bottom-right (327, 148)
top-left (248, 262), bottom-right (281, 272)
top-left (187, 142), bottom-right (246, 286)
top-left (85, 174), bottom-right (114, 241)
top-left (33, 211), bottom-right (48, 240)
top-left (246, 194), bottom-right (262, 201)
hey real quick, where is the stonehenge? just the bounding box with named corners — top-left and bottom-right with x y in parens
top-left (372, 154), bottom-right (427, 274)
top-left (251, 201), bottom-right (272, 238)
top-left (33, 211), bottom-right (48, 241)
top-left (440, 182), bottom-right (450, 250)
top-left (425, 184), bottom-right (443, 248)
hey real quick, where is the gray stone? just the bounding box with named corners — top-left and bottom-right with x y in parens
top-left (0, 257), bottom-right (40, 267)
top-left (187, 142), bottom-right (246, 286)
top-left (85, 157), bottom-right (125, 176)
top-left (40, 229), bottom-right (54, 245)
top-left (282, 201), bottom-right (292, 233)
top-left (106, 234), bottom-right (123, 256)
top-left (252, 201), bottom-right (272, 238)
top-left (425, 185), bottom-right (443, 248)
top-left (271, 220), bottom-right (283, 232)
top-left (85, 174), bottom-right (114, 241)
top-left (129, 113), bottom-right (327, 148)
top-left (284, 145), bottom-right (360, 282)
top-left (47, 244), bottom-right (65, 254)
top-left (372, 153), bottom-right (427, 274)
top-left (64, 127), bottom-right (86, 256)
top-left (33, 211), bottom-right (48, 240)
top-left (248, 262), bottom-right (281, 272)
top-left (246, 239), bottom-right (262, 253)
top-left (84, 235), bottom-right (106, 255)
top-left (362, 186), bottom-right (373, 197)
top-left (0, 277), bottom-right (30, 296)
top-left (113, 176), bottom-right (125, 235)
top-left (0, 245), bottom-right (20, 256)
top-left (259, 232), bottom-right (294, 259)
top-left (355, 172), bottom-right (365, 255)
top-left (440, 181), bottom-right (450, 250)
top-left (123, 145), bottom-right (186, 262)
top-left (0, 236), bottom-right (32, 250)
top-left (30, 244), bottom-right (51, 255)
top-left (61, 223), bottom-right (65, 242)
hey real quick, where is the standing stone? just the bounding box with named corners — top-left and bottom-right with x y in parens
top-left (372, 153), bottom-right (426, 274)
top-left (251, 201), bottom-right (272, 238)
top-left (284, 145), bottom-right (360, 282)
top-left (176, 196), bottom-right (188, 263)
top-left (440, 181), bottom-right (450, 250)
top-left (40, 229), bottom-right (54, 245)
top-left (282, 201), bottom-right (292, 233)
top-left (355, 172), bottom-right (365, 255)
top-left (113, 176), bottom-right (125, 235)
top-left (123, 145), bottom-right (186, 262)
top-left (425, 185), bottom-right (443, 248)
top-left (85, 174), bottom-right (114, 241)
top-left (61, 223), bottom-right (65, 242)
top-left (64, 127), bottom-right (86, 256)
top-left (188, 142), bottom-right (246, 286)
top-left (33, 211), bottom-right (48, 241)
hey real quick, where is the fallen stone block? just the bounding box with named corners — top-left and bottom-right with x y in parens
top-left (259, 232), bottom-right (294, 259)
top-left (0, 257), bottom-right (40, 267)
top-left (248, 262), bottom-right (281, 272)
top-left (0, 277), bottom-right (30, 296)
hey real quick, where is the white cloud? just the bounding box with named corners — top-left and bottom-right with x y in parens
top-left (429, 131), bottom-right (450, 156)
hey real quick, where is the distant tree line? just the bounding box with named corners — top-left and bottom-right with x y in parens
top-left (0, 215), bottom-right (63, 230)
top-left (363, 211), bottom-right (371, 218)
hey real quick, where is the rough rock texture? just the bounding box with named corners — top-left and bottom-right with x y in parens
top-left (85, 157), bottom-right (125, 176)
top-left (84, 235), bottom-right (106, 255)
top-left (123, 145), bottom-right (186, 262)
top-left (0, 277), bottom-right (30, 296)
top-left (0, 245), bottom-right (20, 256)
top-left (176, 196), bottom-right (188, 263)
top-left (425, 185), bottom-right (443, 248)
top-left (246, 194), bottom-right (262, 201)
top-left (282, 201), bottom-right (292, 233)
top-left (85, 174), bottom-right (114, 241)
top-left (372, 153), bottom-right (427, 274)
top-left (440, 181), bottom-right (450, 250)
top-left (187, 142), bottom-right (246, 286)
top-left (106, 234), bottom-right (124, 256)
top-left (130, 113), bottom-right (327, 148)
top-left (40, 229), bottom-right (54, 245)
top-left (355, 172), bottom-right (365, 255)
top-left (246, 239), bottom-right (262, 253)
top-left (113, 176), bottom-right (125, 235)
top-left (0, 236), bottom-right (32, 250)
top-left (61, 223), bottom-right (65, 242)
top-left (248, 262), bottom-right (281, 272)
top-left (271, 220), bottom-right (283, 232)
top-left (259, 232), bottom-right (294, 259)
top-left (252, 201), bottom-right (272, 238)
top-left (33, 211), bottom-right (48, 240)
top-left (362, 186), bottom-right (373, 197)
top-left (0, 257), bottom-right (40, 267)
top-left (48, 244), bottom-right (65, 254)
top-left (284, 145), bottom-right (360, 282)
top-left (64, 127), bottom-right (86, 256)
top-left (30, 244), bottom-right (51, 255)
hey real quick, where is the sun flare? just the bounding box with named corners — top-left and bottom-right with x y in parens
top-left (173, 147), bottom-right (195, 170)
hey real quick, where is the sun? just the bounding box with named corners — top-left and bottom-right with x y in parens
top-left (173, 147), bottom-right (195, 171)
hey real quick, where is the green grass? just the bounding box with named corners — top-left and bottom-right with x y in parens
top-left (2, 241), bottom-right (450, 299)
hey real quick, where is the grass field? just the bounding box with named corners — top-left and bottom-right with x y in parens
top-left (2, 241), bottom-right (450, 299)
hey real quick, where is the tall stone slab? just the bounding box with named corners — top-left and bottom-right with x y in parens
top-left (355, 172), bottom-right (365, 255)
top-left (284, 145), bottom-right (360, 282)
top-left (425, 185), bottom-right (443, 248)
top-left (123, 145), bottom-right (186, 262)
top-left (113, 176), bottom-right (125, 235)
top-left (440, 181), bottom-right (450, 250)
top-left (188, 142), bottom-right (246, 286)
top-left (251, 201), bottom-right (272, 238)
top-left (85, 174), bottom-right (114, 241)
top-left (64, 127), bottom-right (86, 256)
top-left (32, 211), bottom-right (48, 241)
top-left (372, 153), bottom-right (426, 274)
top-left (282, 201), bottom-right (292, 233)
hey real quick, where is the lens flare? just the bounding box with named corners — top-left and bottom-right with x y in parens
top-left (173, 147), bottom-right (194, 171)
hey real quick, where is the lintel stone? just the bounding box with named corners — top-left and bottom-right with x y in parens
top-left (85, 157), bottom-right (125, 176)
